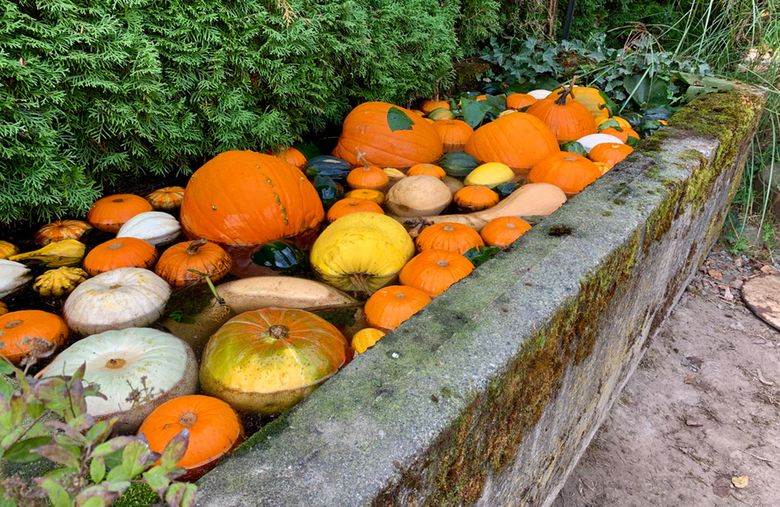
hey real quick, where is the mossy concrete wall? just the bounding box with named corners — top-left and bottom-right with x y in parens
top-left (196, 86), bottom-right (765, 506)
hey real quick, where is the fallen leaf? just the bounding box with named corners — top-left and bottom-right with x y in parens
top-left (708, 269), bottom-right (724, 280)
top-left (760, 265), bottom-right (775, 274)
top-left (731, 475), bottom-right (749, 489)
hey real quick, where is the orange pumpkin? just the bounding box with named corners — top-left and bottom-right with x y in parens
top-left (464, 112), bottom-right (559, 174)
top-left (146, 186), bottom-right (185, 210)
top-left (415, 223), bottom-right (484, 254)
top-left (0, 241), bottom-right (18, 259)
top-left (432, 120), bottom-right (473, 152)
top-left (589, 143), bottom-right (634, 166)
top-left (475, 94), bottom-right (488, 101)
top-left (528, 153), bottom-right (602, 196)
top-left (364, 285), bottom-right (431, 330)
top-left (180, 151), bottom-right (324, 248)
top-left (599, 127), bottom-right (639, 144)
top-left (421, 100), bottom-right (450, 114)
top-left (407, 164), bottom-right (446, 180)
top-left (344, 189), bottom-right (384, 204)
top-left (87, 194), bottom-right (153, 233)
top-left (138, 395), bottom-right (243, 479)
top-left (593, 162), bottom-right (613, 175)
top-left (35, 220), bottom-right (92, 245)
top-left (597, 116), bottom-right (632, 131)
top-left (527, 88), bottom-right (597, 143)
top-left (346, 165), bottom-right (389, 190)
top-left (399, 250), bottom-right (474, 298)
top-left (480, 217), bottom-right (532, 248)
top-left (0, 302), bottom-right (8, 316)
top-left (506, 93), bottom-right (537, 110)
top-left (275, 147), bottom-right (307, 169)
top-left (326, 198), bottom-right (384, 222)
top-left (83, 237), bottom-right (158, 276)
top-left (155, 239), bottom-right (232, 287)
top-left (0, 310), bottom-right (68, 364)
top-left (332, 102), bottom-right (443, 167)
top-left (454, 186), bottom-right (500, 211)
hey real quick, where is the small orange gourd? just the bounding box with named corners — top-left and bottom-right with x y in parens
top-left (454, 186), bottom-right (500, 211)
top-left (421, 100), bottom-right (450, 114)
top-left (0, 241), bottom-right (18, 259)
top-left (155, 239), bottom-right (232, 287)
top-left (528, 153), bottom-right (602, 196)
top-left (415, 223), bottom-right (484, 255)
top-left (146, 186), bottom-right (185, 210)
top-left (326, 198), bottom-right (384, 222)
top-left (0, 310), bottom-right (69, 365)
top-left (506, 93), bottom-right (537, 110)
top-left (83, 237), bottom-right (158, 276)
top-left (346, 165), bottom-right (390, 190)
top-left (432, 120), bottom-right (474, 152)
top-left (407, 164), bottom-right (446, 180)
top-left (34, 220), bottom-right (92, 245)
top-left (344, 189), bottom-right (385, 204)
top-left (275, 147), bottom-right (307, 169)
top-left (589, 143), bottom-right (634, 166)
top-left (87, 194), bottom-right (153, 233)
top-left (351, 328), bottom-right (386, 354)
top-left (364, 285), bottom-right (431, 331)
top-left (399, 250), bottom-right (474, 298)
top-left (480, 217), bottom-right (532, 248)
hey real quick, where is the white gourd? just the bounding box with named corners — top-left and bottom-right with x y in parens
top-left (117, 211), bottom-right (181, 246)
top-left (576, 133), bottom-right (625, 153)
top-left (0, 260), bottom-right (32, 298)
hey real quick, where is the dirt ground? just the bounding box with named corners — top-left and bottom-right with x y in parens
top-left (553, 247), bottom-right (780, 507)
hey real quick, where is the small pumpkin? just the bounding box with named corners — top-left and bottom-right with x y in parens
top-left (83, 237), bottom-right (158, 276)
top-left (9, 239), bottom-right (86, 268)
top-left (576, 133), bottom-right (624, 153)
top-left (399, 250), bottom-right (475, 298)
top-left (139, 395), bottom-right (243, 479)
top-left (427, 108), bottom-right (455, 121)
top-left (597, 116), bottom-right (632, 131)
top-left (464, 162), bottom-right (515, 188)
top-left (87, 194), bottom-right (154, 233)
top-left (589, 143), bottom-right (634, 166)
top-left (415, 223), bottom-right (484, 254)
top-left (438, 151), bottom-right (480, 178)
top-left (304, 155), bottom-right (352, 181)
top-left (346, 165), bottom-right (390, 190)
top-left (351, 328), bottom-right (386, 354)
top-left (599, 127), bottom-right (639, 144)
top-left (326, 198), bottom-right (384, 222)
top-left (117, 211), bottom-right (181, 246)
top-left (480, 217), bottom-right (532, 247)
top-left (156, 239), bottom-right (233, 287)
top-left (311, 213), bottom-right (415, 294)
top-left (527, 87), bottom-right (597, 143)
top-left (364, 285), bottom-right (431, 330)
top-left (0, 310), bottom-right (68, 365)
top-left (421, 99), bottom-right (450, 114)
top-left (275, 147), bottom-right (307, 169)
top-left (34, 220), bottom-right (92, 245)
top-left (454, 186), bottom-right (500, 212)
top-left (0, 260), bottom-right (32, 298)
top-left (407, 163), bottom-right (446, 180)
top-left (494, 181), bottom-right (519, 198)
top-left (344, 188), bottom-right (385, 204)
top-left (0, 241), bottom-right (19, 259)
top-left (506, 93), bottom-right (537, 110)
top-left (146, 186), bottom-right (185, 210)
top-left (199, 308), bottom-right (350, 414)
top-left (528, 153), bottom-right (602, 196)
top-left (432, 120), bottom-right (473, 152)
top-left (386, 175), bottom-right (452, 217)
top-left (33, 267), bottom-right (88, 297)
top-left (250, 240), bottom-right (306, 275)
top-left (594, 162), bottom-right (613, 175)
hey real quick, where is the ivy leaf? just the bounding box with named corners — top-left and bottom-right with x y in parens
top-left (386, 107), bottom-right (414, 131)
top-left (461, 98), bottom-right (492, 128)
top-left (0, 376), bottom-right (14, 399)
top-left (3, 436), bottom-right (51, 463)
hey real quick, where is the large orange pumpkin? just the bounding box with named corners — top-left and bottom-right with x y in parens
top-left (528, 153), bottom-right (602, 196)
top-left (180, 151), bottom-right (324, 248)
top-left (83, 237), bottom-right (158, 276)
top-left (464, 112), bottom-right (559, 174)
top-left (0, 310), bottom-right (68, 365)
top-left (399, 250), bottom-right (474, 298)
top-left (527, 88), bottom-right (597, 143)
top-left (155, 239), bottom-right (232, 287)
top-left (415, 223), bottom-right (484, 254)
top-left (432, 120), bottom-right (473, 152)
top-left (364, 285), bottom-right (431, 331)
top-left (138, 395), bottom-right (243, 479)
top-left (87, 194), bottom-right (153, 233)
top-left (332, 102), bottom-right (443, 167)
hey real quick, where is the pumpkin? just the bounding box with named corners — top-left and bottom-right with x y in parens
top-left (39, 327), bottom-right (198, 433)
top-left (332, 102), bottom-right (443, 167)
top-left (597, 116), bottom-right (632, 131)
top-left (344, 189), bottom-right (384, 204)
top-left (454, 186), bottom-right (500, 212)
top-left (199, 308), bottom-right (349, 414)
top-left (326, 198), bottom-right (384, 222)
top-left (528, 89), bottom-right (552, 99)
top-left (432, 120), bottom-right (473, 152)
top-left (117, 211), bottom-right (181, 246)
top-left (561, 141), bottom-right (588, 157)
top-left (364, 285), bottom-right (431, 330)
top-left (438, 151), bottom-right (480, 178)
top-left (576, 133), bottom-right (624, 153)
top-left (0, 302), bottom-right (7, 316)
top-left (0, 241), bottom-right (19, 259)
top-left (415, 222), bottom-right (484, 254)
top-left (421, 100), bottom-right (450, 114)
top-left (464, 112), bottom-right (560, 173)
top-left (527, 88), bottom-right (597, 143)
top-left (528, 153), bottom-right (602, 196)
top-left (311, 212), bottom-right (414, 294)
top-left (250, 241), bottom-right (307, 275)
top-left (313, 175), bottom-right (344, 208)
top-left (464, 162), bottom-right (515, 188)
top-left (495, 181), bottom-right (519, 198)
top-left (346, 165), bottom-right (389, 190)
top-left (551, 86), bottom-right (611, 122)
top-left (87, 194), bottom-right (153, 233)
top-left (33, 267), bottom-right (88, 297)
top-left (83, 237), bottom-right (158, 276)
top-left (385, 176), bottom-right (452, 217)
top-left (594, 162), bottom-right (613, 175)
top-left (180, 150), bottom-right (324, 248)
top-left (34, 220), bottom-right (92, 245)
top-left (351, 328), bottom-right (386, 354)
top-left (480, 217), bottom-right (532, 247)
top-left (146, 186), bottom-right (185, 210)
top-left (138, 395), bottom-right (243, 479)
top-left (400, 250), bottom-right (474, 298)
top-left (589, 143), bottom-right (634, 166)
top-left (9, 239), bottom-right (86, 268)
top-left (304, 155), bottom-right (352, 181)
top-left (599, 127), bottom-right (639, 144)
top-left (156, 239), bottom-right (232, 287)
top-left (428, 108), bottom-right (455, 121)
top-left (63, 267), bottom-right (171, 335)
top-left (0, 260), bottom-right (32, 298)
top-left (382, 168), bottom-right (406, 188)
top-left (275, 147), bottom-right (307, 169)
top-left (0, 310), bottom-right (68, 365)
top-left (407, 163), bottom-right (446, 180)
top-left (506, 93), bottom-right (537, 110)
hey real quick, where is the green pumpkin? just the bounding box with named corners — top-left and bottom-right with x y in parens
top-left (305, 155), bottom-right (352, 181)
top-left (251, 241), bottom-right (307, 274)
top-left (560, 141), bottom-right (588, 157)
top-left (313, 175), bottom-right (344, 208)
top-left (494, 181), bottom-right (519, 199)
top-left (438, 152), bottom-right (480, 178)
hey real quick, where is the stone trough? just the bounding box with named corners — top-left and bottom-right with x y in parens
top-left (195, 86), bottom-right (766, 506)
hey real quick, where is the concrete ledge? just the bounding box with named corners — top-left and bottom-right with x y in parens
top-left (196, 86), bottom-right (766, 506)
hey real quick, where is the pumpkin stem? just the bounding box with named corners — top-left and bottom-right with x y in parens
top-left (179, 411), bottom-right (198, 428)
top-left (556, 76), bottom-right (578, 105)
top-left (348, 273), bottom-right (375, 296)
top-left (186, 239), bottom-right (208, 255)
top-left (105, 358), bottom-right (126, 369)
top-left (268, 325), bottom-right (289, 339)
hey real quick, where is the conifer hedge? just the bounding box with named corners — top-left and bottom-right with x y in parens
top-left (0, 0), bottom-right (462, 224)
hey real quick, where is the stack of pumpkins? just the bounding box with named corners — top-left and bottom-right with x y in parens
top-left (0, 82), bottom-right (643, 477)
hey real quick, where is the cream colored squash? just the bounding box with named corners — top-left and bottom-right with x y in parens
top-left (0, 260), bottom-right (32, 298)
top-left (528, 89), bottom-right (552, 99)
top-left (117, 211), bottom-right (181, 246)
top-left (385, 175), bottom-right (452, 217)
top-left (576, 133), bottom-right (624, 153)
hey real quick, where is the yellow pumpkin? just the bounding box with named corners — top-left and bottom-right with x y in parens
top-left (33, 267), bottom-right (88, 297)
top-left (310, 213), bottom-right (415, 294)
top-left (0, 241), bottom-right (18, 260)
top-left (351, 328), bottom-right (386, 354)
top-left (464, 162), bottom-right (515, 188)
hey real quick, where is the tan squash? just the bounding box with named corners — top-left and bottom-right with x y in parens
top-left (385, 176), bottom-right (452, 217)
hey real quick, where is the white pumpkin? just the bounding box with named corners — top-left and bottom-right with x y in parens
top-left (63, 267), bottom-right (171, 335)
top-left (527, 89), bottom-right (552, 100)
top-left (116, 211), bottom-right (181, 246)
top-left (39, 327), bottom-right (197, 433)
top-left (0, 260), bottom-right (32, 298)
top-left (576, 133), bottom-right (625, 153)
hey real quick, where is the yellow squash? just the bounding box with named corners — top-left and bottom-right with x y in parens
top-left (464, 162), bottom-right (515, 188)
top-left (0, 241), bottom-right (18, 260)
top-left (351, 327), bottom-right (385, 354)
top-left (9, 239), bottom-right (86, 267)
top-left (33, 267), bottom-right (88, 297)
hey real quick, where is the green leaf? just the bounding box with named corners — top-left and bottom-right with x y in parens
top-left (560, 141), bottom-right (587, 157)
top-left (33, 443), bottom-right (81, 469)
top-left (3, 436), bottom-right (51, 463)
top-left (80, 497), bottom-right (106, 507)
top-left (386, 107), bottom-right (414, 131)
top-left (464, 246), bottom-right (501, 267)
top-left (41, 478), bottom-right (73, 507)
top-left (106, 464), bottom-right (132, 483)
top-left (90, 457), bottom-right (106, 483)
top-left (0, 359), bottom-right (14, 376)
top-left (142, 467), bottom-right (172, 497)
top-left (597, 119), bottom-right (621, 131)
top-left (164, 483), bottom-right (197, 507)
top-left (159, 430), bottom-right (189, 471)
top-left (461, 98), bottom-right (492, 128)
top-left (122, 440), bottom-right (156, 478)
top-left (0, 376), bottom-right (13, 399)
top-left (91, 436), bottom-right (136, 458)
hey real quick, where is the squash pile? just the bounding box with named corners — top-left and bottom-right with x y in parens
top-left (0, 81), bottom-right (648, 476)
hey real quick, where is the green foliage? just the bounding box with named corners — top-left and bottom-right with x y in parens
top-left (0, 0), bottom-right (460, 225)
top-left (0, 357), bottom-right (193, 507)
